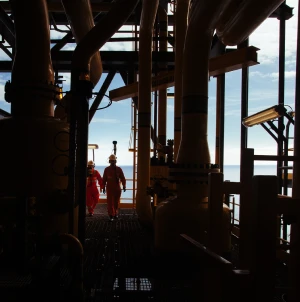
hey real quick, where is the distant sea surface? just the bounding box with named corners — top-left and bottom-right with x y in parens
top-left (95, 165), bottom-right (279, 201)
top-left (96, 164), bottom-right (290, 237)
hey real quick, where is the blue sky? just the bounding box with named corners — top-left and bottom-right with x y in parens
top-left (0, 0), bottom-right (298, 166)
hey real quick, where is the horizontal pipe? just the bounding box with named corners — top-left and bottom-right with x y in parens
top-left (216, 0), bottom-right (285, 46)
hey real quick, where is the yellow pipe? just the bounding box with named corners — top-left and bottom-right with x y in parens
top-left (174, 0), bottom-right (190, 162)
top-left (10, 0), bottom-right (54, 117)
top-left (135, 0), bottom-right (159, 226)
top-left (216, 0), bottom-right (285, 46)
top-left (61, 0), bottom-right (103, 87)
top-left (0, 0), bottom-right (70, 236)
top-left (71, 0), bottom-right (139, 79)
top-left (155, 0), bottom-right (233, 253)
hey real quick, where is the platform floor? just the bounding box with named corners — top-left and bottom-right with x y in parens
top-left (0, 203), bottom-right (288, 301)
top-left (83, 204), bottom-right (288, 302)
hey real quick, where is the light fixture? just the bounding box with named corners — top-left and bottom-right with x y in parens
top-left (88, 144), bottom-right (99, 162)
top-left (242, 104), bottom-right (287, 127)
top-left (88, 144), bottom-right (99, 149)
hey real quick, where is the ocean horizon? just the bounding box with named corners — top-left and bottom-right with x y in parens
top-left (95, 164), bottom-right (281, 202)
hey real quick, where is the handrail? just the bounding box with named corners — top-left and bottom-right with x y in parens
top-left (97, 177), bottom-right (137, 207)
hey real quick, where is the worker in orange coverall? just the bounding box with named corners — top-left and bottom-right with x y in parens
top-left (102, 154), bottom-right (126, 221)
top-left (86, 160), bottom-right (103, 216)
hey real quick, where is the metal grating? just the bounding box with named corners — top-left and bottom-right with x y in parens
top-left (0, 203), bottom-right (289, 301)
top-left (113, 277), bottom-right (152, 291)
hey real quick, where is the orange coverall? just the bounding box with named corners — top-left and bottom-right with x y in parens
top-left (86, 169), bottom-right (103, 215)
top-left (102, 166), bottom-right (126, 217)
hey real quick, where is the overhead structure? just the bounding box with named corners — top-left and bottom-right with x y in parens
top-left (0, 1), bottom-right (299, 302)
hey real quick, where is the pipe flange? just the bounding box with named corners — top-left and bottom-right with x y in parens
top-left (169, 163), bottom-right (219, 169)
top-left (5, 81), bottom-right (62, 103)
top-left (168, 163), bottom-right (220, 184)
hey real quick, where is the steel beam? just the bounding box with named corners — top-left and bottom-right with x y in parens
top-left (0, 50), bottom-right (175, 72)
top-left (109, 46), bottom-right (259, 102)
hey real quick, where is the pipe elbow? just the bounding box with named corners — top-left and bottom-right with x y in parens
top-left (61, 0), bottom-right (103, 86)
top-left (140, 0), bottom-right (159, 34)
top-left (216, 0), bottom-right (285, 46)
top-left (59, 233), bottom-right (84, 257)
top-left (72, 0), bottom-right (139, 77)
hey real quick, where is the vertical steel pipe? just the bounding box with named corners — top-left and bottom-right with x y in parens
top-left (157, 5), bottom-right (168, 162)
top-left (135, 0), bottom-right (159, 226)
top-left (215, 74), bottom-right (225, 170)
top-left (290, 0), bottom-right (300, 300)
top-left (10, 0), bottom-right (54, 117)
top-left (174, 0), bottom-right (190, 161)
top-left (277, 5), bottom-right (286, 193)
top-left (155, 0), bottom-right (232, 253)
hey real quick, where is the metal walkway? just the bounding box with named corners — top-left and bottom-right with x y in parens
top-left (83, 204), bottom-right (194, 301)
top-left (0, 203), bottom-right (289, 301)
top-left (83, 204), bottom-right (289, 302)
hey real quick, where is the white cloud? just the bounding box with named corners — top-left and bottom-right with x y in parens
top-left (167, 104), bottom-right (174, 112)
top-left (250, 0), bottom-right (298, 65)
top-left (101, 42), bottom-right (132, 51)
top-left (90, 117), bottom-right (120, 123)
top-left (0, 85), bottom-right (5, 102)
top-left (249, 70), bottom-right (296, 79)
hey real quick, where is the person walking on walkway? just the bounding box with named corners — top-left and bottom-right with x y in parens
top-left (102, 154), bottom-right (126, 221)
top-left (86, 160), bottom-right (103, 216)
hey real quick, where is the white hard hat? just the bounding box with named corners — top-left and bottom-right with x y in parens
top-left (109, 154), bottom-right (117, 161)
top-left (87, 160), bottom-right (94, 166)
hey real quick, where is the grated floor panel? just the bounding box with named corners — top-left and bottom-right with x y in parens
top-left (0, 203), bottom-right (289, 301)
top-left (83, 204), bottom-right (289, 302)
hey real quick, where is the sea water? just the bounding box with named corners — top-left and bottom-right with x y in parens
top-left (96, 164), bottom-right (290, 241)
top-left (95, 164), bottom-right (285, 202)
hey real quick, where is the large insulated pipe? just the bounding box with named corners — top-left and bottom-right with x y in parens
top-left (174, 0), bottom-right (190, 161)
top-left (61, 0), bottom-right (102, 87)
top-left (155, 0), bottom-right (233, 253)
top-left (135, 0), bottom-right (159, 226)
top-left (0, 0), bottom-right (69, 235)
top-left (9, 0), bottom-right (55, 117)
top-left (216, 0), bottom-right (285, 46)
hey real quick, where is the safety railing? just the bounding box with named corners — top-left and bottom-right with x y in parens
top-left (226, 191), bottom-right (291, 259)
top-left (97, 177), bottom-right (137, 208)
